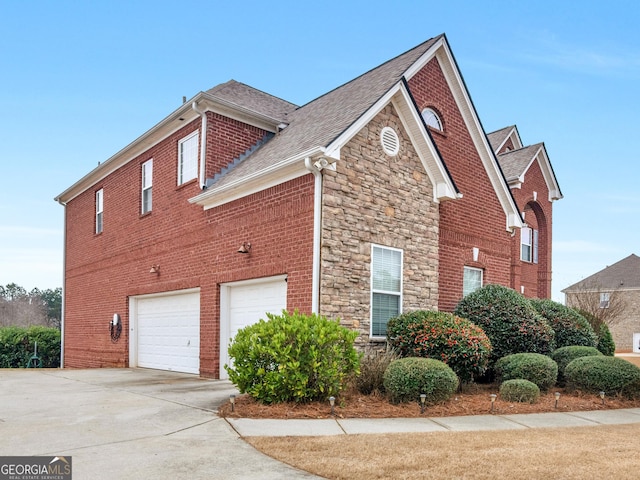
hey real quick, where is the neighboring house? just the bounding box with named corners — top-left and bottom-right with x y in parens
top-left (563, 254), bottom-right (640, 351)
top-left (55, 34), bottom-right (562, 378)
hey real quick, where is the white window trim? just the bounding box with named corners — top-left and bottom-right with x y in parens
top-left (370, 244), bottom-right (403, 339)
top-left (532, 229), bottom-right (539, 264)
top-left (463, 266), bottom-right (483, 297)
top-left (142, 159), bottom-right (153, 214)
top-left (178, 131), bottom-right (199, 185)
top-left (95, 188), bottom-right (103, 234)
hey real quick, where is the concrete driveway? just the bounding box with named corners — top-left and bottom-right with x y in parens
top-left (0, 368), bottom-right (320, 479)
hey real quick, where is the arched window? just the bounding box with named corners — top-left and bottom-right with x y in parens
top-left (421, 107), bottom-right (443, 131)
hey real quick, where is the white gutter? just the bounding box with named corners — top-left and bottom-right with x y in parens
top-left (304, 157), bottom-right (322, 314)
top-left (192, 101), bottom-right (207, 189)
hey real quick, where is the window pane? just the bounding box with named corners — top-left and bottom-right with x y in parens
top-left (533, 229), bottom-right (539, 264)
top-left (372, 247), bottom-right (401, 292)
top-left (521, 227), bottom-right (532, 262)
top-left (372, 293), bottom-right (399, 337)
top-left (179, 133), bottom-right (198, 184)
top-left (142, 188), bottom-right (152, 214)
top-left (463, 267), bottom-right (482, 297)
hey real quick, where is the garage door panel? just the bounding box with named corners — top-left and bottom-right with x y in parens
top-left (135, 291), bottom-right (200, 374)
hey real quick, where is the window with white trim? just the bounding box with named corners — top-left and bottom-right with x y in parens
top-left (521, 227), bottom-right (538, 263)
top-left (463, 266), bottom-right (483, 297)
top-left (178, 131), bottom-right (199, 185)
top-left (421, 107), bottom-right (442, 131)
top-left (371, 245), bottom-right (402, 337)
top-left (95, 188), bottom-right (103, 234)
top-left (141, 159), bottom-right (153, 214)
top-left (600, 292), bottom-right (610, 309)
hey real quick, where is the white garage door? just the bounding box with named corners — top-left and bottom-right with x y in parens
top-left (132, 289), bottom-right (200, 374)
top-left (220, 276), bottom-right (287, 378)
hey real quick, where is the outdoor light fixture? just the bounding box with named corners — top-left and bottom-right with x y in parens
top-left (490, 394), bottom-right (497, 413)
top-left (229, 394), bottom-right (236, 412)
top-left (237, 242), bottom-right (252, 254)
top-left (600, 391), bottom-right (605, 404)
top-left (420, 394), bottom-right (427, 414)
top-left (149, 265), bottom-right (160, 274)
top-left (329, 396), bottom-right (336, 415)
top-left (554, 392), bottom-right (561, 409)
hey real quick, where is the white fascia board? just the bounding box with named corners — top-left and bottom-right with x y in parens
top-left (535, 146), bottom-right (564, 202)
top-left (434, 42), bottom-right (523, 231)
top-left (390, 88), bottom-right (458, 201)
top-left (189, 147), bottom-right (326, 210)
top-left (55, 96), bottom-right (202, 204)
top-left (55, 92), bottom-right (284, 205)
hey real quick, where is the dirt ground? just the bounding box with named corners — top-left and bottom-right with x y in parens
top-left (218, 383), bottom-right (640, 419)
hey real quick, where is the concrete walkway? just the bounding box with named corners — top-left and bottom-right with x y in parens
top-left (3, 368), bottom-right (640, 479)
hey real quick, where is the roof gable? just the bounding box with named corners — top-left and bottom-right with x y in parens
top-left (563, 254), bottom-right (640, 292)
top-left (487, 125), bottom-right (523, 153)
top-left (497, 143), bottom-right (563, 201)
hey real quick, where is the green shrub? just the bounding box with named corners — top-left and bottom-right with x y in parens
top-left (565, 356), bottom-right (640, 397)
top-left (454, 284), bottom-right (555, 362)
top-left (354, 348), bottom-right (399, 395)
top-left (499, 379), bottom-right (540, 403)
top-left (596, 323), bottom-right (616, 356)
top-left (0, 326), bottom-right (61, 368)
top-left (386, 310), bottom-right (492, 383)
top-left (529, 299), bottom-right (597, 349)
top-left (551, 346), bottom-right (603, 386)
top-left (383, 357), bottom-right (459, 404)
top-left (575, 310), bottom-right (616, 356)
top-left (494, 353), bottom-right (558, 391)
top-left (225, 310), bottom-right (360, 404)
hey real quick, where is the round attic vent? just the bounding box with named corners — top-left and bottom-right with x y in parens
top-left (380, 127), bottom-right (399, 156)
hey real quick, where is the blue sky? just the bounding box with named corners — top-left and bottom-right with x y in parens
top-left (1, 0), bottom-right (638, 302)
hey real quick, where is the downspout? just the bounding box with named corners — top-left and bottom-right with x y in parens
top-left (304, 157), bottom-right (322, 314)
top-left (58, 201), bottom-right (67, 368)
top-left (192, 101), bottom-right (207, 189)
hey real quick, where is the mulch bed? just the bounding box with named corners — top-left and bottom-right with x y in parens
top-left (218, 383), bottom-right (640, 419)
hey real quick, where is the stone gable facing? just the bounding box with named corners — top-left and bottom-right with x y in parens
top-left (319, 104), bottom-right (439, 345)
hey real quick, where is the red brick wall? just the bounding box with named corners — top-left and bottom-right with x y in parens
top-left (509, 158), bottom-right (553, 298)
top-left (63, 117), bottom-right (314, 377)
top-left (408, 58), bottom-right (513, 311)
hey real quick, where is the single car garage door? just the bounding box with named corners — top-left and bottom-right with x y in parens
top-left (130, 289), bottom-right (200, 374)
top-left (219, 275), bottom-right (287, 378)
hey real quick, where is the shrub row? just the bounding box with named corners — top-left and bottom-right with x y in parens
top-left (0, 326), bottom-right (61, 368)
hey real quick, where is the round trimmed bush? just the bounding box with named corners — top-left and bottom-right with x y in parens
top-left (565, 356), bottom-right (640, 398)
top-left (383, 357), bottom-right (459, 404)
top-left (494, 353), bottom-right (558, 391)
top-left (551, 346), bottom-right (603, 386)
top-left (386, 310), bottom-right (492, 383)
top-left (499, 379), bottom-right (540, 403)
top-left (225, 310), bottom-right (360, 404)
top-left (529, 299), bottom-right (597, 349)
top-left (454, 284), bottom-right (555, 362)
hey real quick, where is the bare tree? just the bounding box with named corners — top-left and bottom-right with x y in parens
top-left (565, 279), bottom-right (626, 327)
top-left (0, 284), bottom-right (58, 328)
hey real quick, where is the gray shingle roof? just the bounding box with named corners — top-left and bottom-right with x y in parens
top-left (497, 143), bottom-right (542, 181)
top-left (209, 36), bottom-right (442, 189)
top-left (206, 80), bottom-right (298, 122)
top-left (487, 126), bottom-right (514, 152)
top-left (563, 254), bottom-right (640, 292)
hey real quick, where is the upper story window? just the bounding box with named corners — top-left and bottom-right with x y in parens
top-left (600, 292), bottom-right (610, 309)
top-left (95, 188), bottom-right (103, 234)
top-left (178, 131), bottom-right (199, 185)
top-left (371, 245), bottom-right (402, 338)
top-left (463, 266), bottom-right (483, 297)
top-left (521, 227), bottom-right (539, 263)
top-left (421, 107), bottom-right (442, 131)
top-left (141, 159), bottom-right (153, 214)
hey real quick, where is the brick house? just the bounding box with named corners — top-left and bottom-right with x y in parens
top-left (563, 254), bottom-right (640, 351)
top-left (55, 34), bottom-right (562, 377)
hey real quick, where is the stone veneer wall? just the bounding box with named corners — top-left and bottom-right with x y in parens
top-left (319, 104), bottom-right (439, 346)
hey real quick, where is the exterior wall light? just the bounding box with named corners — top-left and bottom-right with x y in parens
top-left (237, 242), bottom-right (252, 254)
